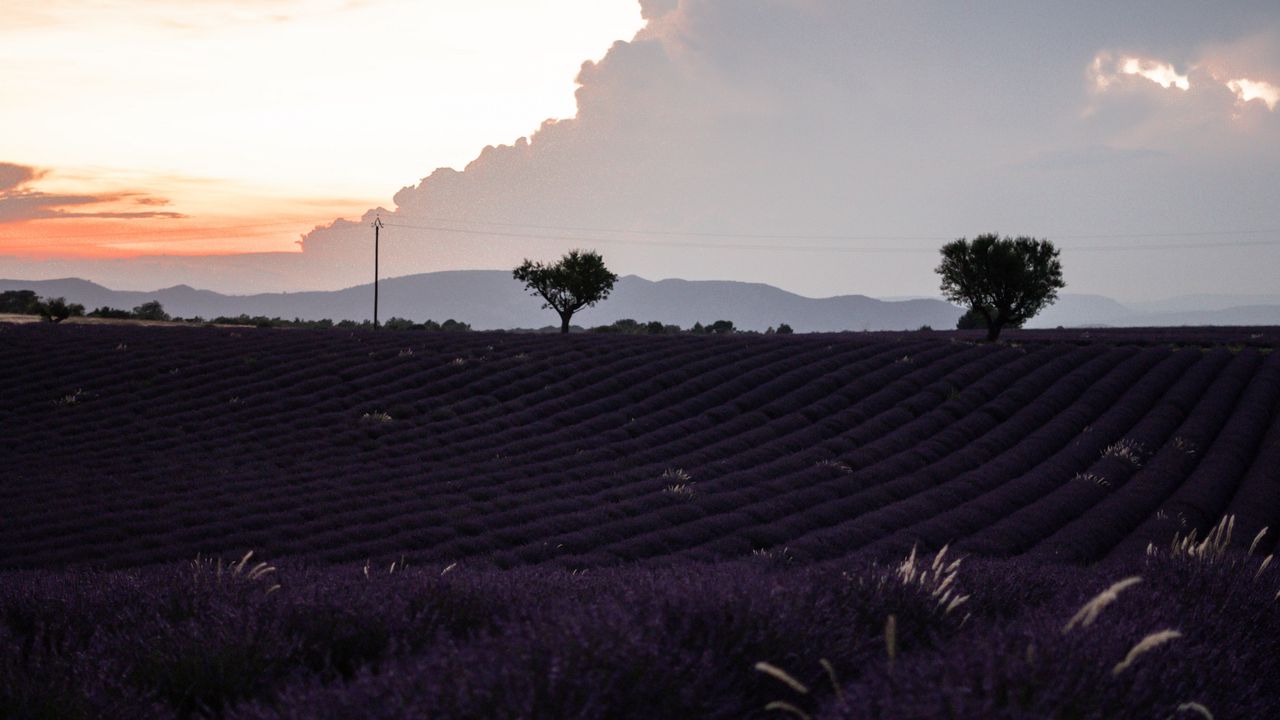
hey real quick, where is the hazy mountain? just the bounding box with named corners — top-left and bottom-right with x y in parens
top-left (1030, 294), bottom-right (1280, 328)
top-left (1, 272), bottom-right (963, 332)
top-left (5, 275), bottom-right (1279, 331)
top-left (1129, 294), bottom-right (1280, 314)
top-left (1026, 294), bottom-right (1135, 328)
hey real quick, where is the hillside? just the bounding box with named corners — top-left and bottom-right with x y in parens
top-left (3, 323), bottom-right (1278, 569)
top-left (3, 322), bottom-right (1280, 718)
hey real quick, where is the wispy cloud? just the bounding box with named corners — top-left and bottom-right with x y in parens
top-left (0, 162), bottom-right (185, 222)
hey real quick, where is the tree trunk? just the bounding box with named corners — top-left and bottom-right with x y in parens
top-left (559, 312), bottom-right (572, 334)
top-left (986, 322), bottom-right (1002, 342)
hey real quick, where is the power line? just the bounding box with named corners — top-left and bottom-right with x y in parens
top-left (391, 217), bottom-right (951, 242)
top-left (380, 220), bottom-right (1280, 254)
top-left (391, 215), bottom-right (1280, 242)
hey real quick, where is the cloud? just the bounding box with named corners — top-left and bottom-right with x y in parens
top-left (1091, 53), bottom-right (1190, 91)
top-left (0, 162), bottom-right (185, 222)
top-left (1227, 77), bottom-right (1280, 110)
top-left (1089, 39), bottom-right (1280, 117)
top-left (0, 163), bottom-right (42, 192)
top-left (14, 1), bottom-right (1279, 302)
top-left (283, 1), bottom-right (1280, 301)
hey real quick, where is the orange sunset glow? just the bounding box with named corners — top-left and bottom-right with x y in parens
top-left (0, 0), bottom-right (642, 260)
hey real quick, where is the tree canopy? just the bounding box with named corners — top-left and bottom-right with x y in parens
top-left (937, 234), bottom-right (1064, 341)
top-left (513, 250), bottom-right (618, 334)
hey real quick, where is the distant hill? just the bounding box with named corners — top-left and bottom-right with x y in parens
top-left (0, 272), bottom-right (964, 332)
top-left (5, 273), bottom-right (1280, 330)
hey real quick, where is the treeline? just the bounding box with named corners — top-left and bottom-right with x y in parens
top-left (1, 291), bottom-right (176, 323)
top-left (0, 290), bottom-right (85, 323)
top-left (2, 291), bottom-right (795, 335)
top-left (587, 318), bottom-right (793, 335)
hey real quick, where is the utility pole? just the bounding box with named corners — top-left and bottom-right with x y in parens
top-left (372, 216), bottom-right (383, 328)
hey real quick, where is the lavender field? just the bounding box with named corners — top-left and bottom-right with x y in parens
top-left (3, 322), bottom-right (1280, 718)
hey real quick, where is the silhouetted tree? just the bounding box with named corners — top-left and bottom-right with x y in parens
top-left (776, 323), bottom-right (794, 334)
top-left (0, 290), bottom-right (41, 315)
top-left (440, 319), bottom-right (470, 332)
top-left (937, 234), bottom-right (1064, 341)
top-left (132, 300), bottom-right (170, 322)
top-left (513, 250), bottom-right (617, 334)
top-left (955, 308), bottom-right (988, 331)
top-left (38, 297), bottom-right (83, 323)
top-left (706, 320), bottom-right (736, 334)
top-left (89, 306), bottom-right (132, 319)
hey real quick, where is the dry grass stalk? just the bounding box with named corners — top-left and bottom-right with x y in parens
top-left (818, 658), bottom-right (844, 705)
top-left (1175, 701), bottom-right (1215, 719)
top-left (892, 544), bottom-right (969, 615)
top-left (814, 459), bottom-right (852, 473)
top-left (661, 467), bottom-right (692, 483)
top-left (1255, 555), bottom-right (1272, 580)
top-left (1168, 515), bottom-right (1235, 560)
top-left (885, 614), bottom-right (897, 668)
top-left (664, 483), bottom-right (696, 498)
top-left (1062, 576), bottom-right (1142, 633)
top-left (1102, 438), bottom-right (1144, 466)
top-left (191, 550), bottom-right (278, 593)
top-left (763, 701), bottom-right (811, 720)
top-left (1249, 527), bottom-right (1268, 556)
top-left (1112, 629), bottom-right (1181, 675)
top-left (754, 661), bottom-right (809, 694)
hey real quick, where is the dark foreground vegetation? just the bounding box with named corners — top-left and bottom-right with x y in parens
top-left (4, 543), bottom-right (1279, 719)
top-left (3, 322), bottom-right (1279, 717)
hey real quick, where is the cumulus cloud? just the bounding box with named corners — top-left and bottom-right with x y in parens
top-left (1089, 36), bottom-right (1280, 117)
top-left (1091, 53), bottom-right (1190, 91)
top-left (284, 0), bottom-right (1280, 300)
top-left (1227, 77), bottom-right (1280, 110)
top-left (0, 162), bottom-right (184, 222)
top-left (16, 1), bottom-right (1277, 301)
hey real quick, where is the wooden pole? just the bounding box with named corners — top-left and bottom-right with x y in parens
top-left (372, 216), bottom-right (383, 328)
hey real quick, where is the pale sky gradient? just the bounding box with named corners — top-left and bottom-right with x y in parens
top-left (3, 0), bottom-right (1280, 302)
top-left (0, 0), bottom-right (642, 254)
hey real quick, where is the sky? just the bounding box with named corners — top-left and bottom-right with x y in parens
top-left (2, 0), bottom-right (1279, 301)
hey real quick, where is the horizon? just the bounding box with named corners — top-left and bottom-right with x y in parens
top-left (3, 1), bottom-right (1279, 301)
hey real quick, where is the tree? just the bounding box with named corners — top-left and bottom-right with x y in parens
top-left (38, 297), bottom-right (83, 323)
top-left (0, 290), bottom-right (41, 315)
top-left (937, 234), bottom-right (1064, 341)
top-left (132, 300), bottom-right (170, 322)
top-left (89, 306), bottom-right (132, 319)
top-left (955, 308), bottom-right (988, 331)
top-left (513, 250), bottom-right (618, 334)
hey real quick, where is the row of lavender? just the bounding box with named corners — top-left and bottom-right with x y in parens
top-left (2, 322), bottom-right (1278, 570)
top-left (3, 548), bottom-right (1278, 718)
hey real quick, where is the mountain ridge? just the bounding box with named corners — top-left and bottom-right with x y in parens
top-left (4, 272), bottom-right (1280, 330)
